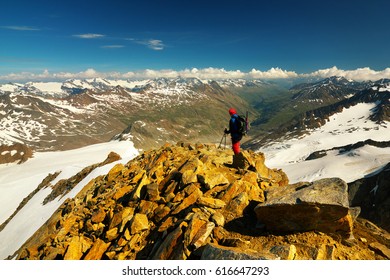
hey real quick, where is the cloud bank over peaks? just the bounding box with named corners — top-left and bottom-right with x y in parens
top-left (0, 69), bottom-right (100, 82)
top-left (1, 66), bottom-right (390, 83)
top-left (249, 68), bottom-right (299, 79)
top-left (304, 66), bottom-right (390, 81)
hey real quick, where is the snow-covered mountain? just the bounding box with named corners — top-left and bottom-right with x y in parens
top-left (255, 85), bottom-right (390, 183)
top-left (0, 77), bottom-right (217, 99)
top-left (1, 76), bottom-right (388, 154)
top-left (281, 83), bottom-right (389, 134)
top-left (289, 76), bottom-right (369, 105)
top-left (0, 77), bottom-right (251, 152)
top-left (0, 78), bottom-right (270, 96)
top-left (215, 79), bottom-right (270, 88)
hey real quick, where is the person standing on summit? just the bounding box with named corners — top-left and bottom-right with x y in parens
top-left (224, 108), bottom-right (243, 155)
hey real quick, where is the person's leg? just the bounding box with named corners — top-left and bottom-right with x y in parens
top-left (232, 140), bottom-right (240, 155)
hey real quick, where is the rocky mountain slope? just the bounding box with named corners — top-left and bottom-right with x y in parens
top-left (289, 76), bottom-right (367, 105)
top-left (0, 143), bottom-right (33, 164)
top-left (9, 143), bottom-right (390, 260)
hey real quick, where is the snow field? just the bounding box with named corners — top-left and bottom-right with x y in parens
top-left (261, 102), bottom-right (390, 183)
top-left (0, 140), bottom-right (138, 259)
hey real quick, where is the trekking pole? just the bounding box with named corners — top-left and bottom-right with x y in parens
top-left (218, 133), bottom-right (226, 149)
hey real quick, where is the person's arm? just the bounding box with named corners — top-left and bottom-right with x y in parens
top-left (224, 118), bottom-right (233, 134)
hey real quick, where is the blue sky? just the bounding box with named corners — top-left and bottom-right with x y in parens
top-left (1, 0), bottom-right (390, 81)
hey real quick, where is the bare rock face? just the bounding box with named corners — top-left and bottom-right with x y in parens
top-left (200, 243), bottom-right (277, 260)
top-left (232, 151), bottom-right (289, 186)
top-left (348, 163), bottom-right (390, 232)
top-left (254, 178), bottom-right (353, 239)
top-left (0, 143), bottom-right (33, 164)
top-left (11, 143), bottom-right (390, 260)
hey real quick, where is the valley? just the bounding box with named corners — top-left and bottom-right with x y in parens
top-left (0, 76), bottom-right (389, 260)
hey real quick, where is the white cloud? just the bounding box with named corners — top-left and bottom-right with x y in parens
top-left (1, 67), bottom-right (390, 82)
top-left (180, 68), bottom-right (246, 80)
top-left (141, 69), bottom-right (178, 78)
top-left (101, 45), bottom-right (125, 49)
top-left (54, 68), bottom-right (101, 79)
top-left (0, 68), bottom-right (245, 81)
top-left (249, 67), bottom-right (299, 79)
top-left (147, 40), bottom-right (164, 50)
top-left (134, 39), bottom-right (165, 50)
top-left (1, 26), bottom-right (40, 31)
top-left (79, 68), bottom-right (100, 78)
top-left (0, 69), bottom-right (51, 81)
top-left (0, 69), bottom-right (103, 81)
top-left (73, 33), bottom-right (105, 39)
top-left (305, 66), bottom-right (390, 81)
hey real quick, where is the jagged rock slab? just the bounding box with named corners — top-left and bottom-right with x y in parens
top-left (201, 243), bottom-right (278, 260)
top-left (348, 162), bottom-right (390, 232)
top-left (369, 242), bottom-right (390, 259)
top-left (254, 178), bottom-right (353, 238)
top-left (232, 151), bottom-right (289, 186)
top-left (269, 244), bottom-right (297, 260)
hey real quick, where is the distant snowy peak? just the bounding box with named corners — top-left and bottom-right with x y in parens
top-left (0, 78), bottom-right (273, 97)
top-left (216, 79), bottom-right (269, 88)
top-left (291, 76), bottom-right (367, 91)
top-left (62, 79), bottom-right (96, 91)
top-left (372, 79), bottom-right (390, 92)
top-left (378, 84), bottom-right (390, 92)
top-left (0, 78), bottom-right (204, 97)
top-left (1, 81), bottom-right (70, 97)
top-left (374, 78), bottom-right (390, 85)
top-left (0, 83), bottom-right (23, 93)
top-left (322, 76), bottom-right (354, 85)
top-left (138, 77), bottom-right (208, 96)
top-left (2, 77), bottom-right (389, 97)
top-left (24, 82), bottom-right (68, 97)
top-left (289, 76), bottom-right (374, 105)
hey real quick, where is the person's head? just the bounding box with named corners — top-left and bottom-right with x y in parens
top-left (228, 108), bottom-right (237, 116)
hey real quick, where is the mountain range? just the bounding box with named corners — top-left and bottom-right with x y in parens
top-left (0, 77), bottom-right (253, 152)
top-left (0, 76), bottom-right (389, 260)
top-left (1, 75), bottom-right (389, 180)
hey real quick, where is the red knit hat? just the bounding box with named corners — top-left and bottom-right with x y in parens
top-left (229, 108), bottom-right (237, 115)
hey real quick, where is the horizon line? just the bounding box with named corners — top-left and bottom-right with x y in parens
top-left (1, 66), bottom-right (390, 83)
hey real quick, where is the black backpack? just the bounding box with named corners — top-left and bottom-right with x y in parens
top-left (235, 114), bottom-right (248, 136)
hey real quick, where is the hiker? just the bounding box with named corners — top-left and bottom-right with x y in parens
top-left (224, 108), bottom-right (243, 155)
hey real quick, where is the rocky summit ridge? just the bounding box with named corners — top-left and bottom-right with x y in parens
top-left (12, 143), bottom-right (390, 260)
